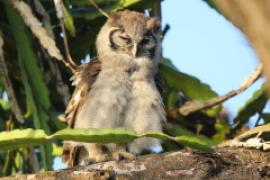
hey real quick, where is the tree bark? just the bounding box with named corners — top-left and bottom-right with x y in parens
top-left (1, 147), bottom-right (270, 180)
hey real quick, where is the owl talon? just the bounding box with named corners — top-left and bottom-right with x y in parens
top-left (112, 151), bottom-right (136, 161)
top-left (95, 153), bottom-right (109, 162)
top-left (81, 154), bottom-right (109, 165)
top-left (82, 159), bottom-right (96, 166)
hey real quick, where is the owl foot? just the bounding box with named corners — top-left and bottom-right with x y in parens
top-left (82, 153), bottom-right (109, 165)
top-left (112, 151), bottom-right (136, 161)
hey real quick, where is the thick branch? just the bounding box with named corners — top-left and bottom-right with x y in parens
top-left (1, 147), bottom-right (270, 179)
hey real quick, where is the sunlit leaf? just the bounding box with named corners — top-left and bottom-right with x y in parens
top-left (0, 129), bottom-right (48, 151)
top-left (64, 5), bottom-right (76, 37)
top-left (166, 90), bottom-right (180, 108)
top-left (69, 0), bottom-right (156, 19)
top-left (159, 61), bottom-right (220, 116)
top-left (52, 144), bottom-right (63, 156)
top-left (165, 125), bottom-right (217, 147)
top-left (4, 1), bottom-right (53, 170)
top-left (234, 83), bottom-right (268, 125)
top-left (144, 131), bottom-right (213, 152)
top-left (212, 119), bottom-right (231, 142)
top-left (159, 62), bottom-right (218, 100)
top-left (0, 99), bottom-right (10, 110)
top-left (262, 113), bottom-right (270, 124)
top-left (0, 128), bottom-right (213, 152)
top-left (174, 136), bottom-right (213, 152)
top-left (202, 0), bottom-right (217, 10)
top-left (52, 128), bottom-right (137, 144)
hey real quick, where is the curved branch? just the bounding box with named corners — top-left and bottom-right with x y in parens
top-left (178, 63), bottom-right (263, 116)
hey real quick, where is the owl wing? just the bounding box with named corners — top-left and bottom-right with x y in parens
top-left (65, 58), bottom-right (101, 128)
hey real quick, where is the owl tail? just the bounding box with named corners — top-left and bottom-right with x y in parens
top-left (62, 141), bottom-right (83, 167)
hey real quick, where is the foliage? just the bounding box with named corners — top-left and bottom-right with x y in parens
top-left (0, 128), bottom-right (213, 152)
top-left (0, 0), bottom-right (268, 176)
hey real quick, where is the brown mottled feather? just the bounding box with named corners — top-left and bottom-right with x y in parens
top-left (62, 58), bottom-right (164, 166)
top-left (65, 58), bottom-right (101, 128)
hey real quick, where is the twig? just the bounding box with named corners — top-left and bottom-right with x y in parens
top-left (88, 0), bottom-right (109, 18)
top-left (178, 63), bottom-right (263, 116)
top-left (54, 0), bottom-right (77, 73)
top-left (254, 110), bottom-right (263, 127)
top-left (218, 124), bottom-right (270, 148)
top-left (29, 148), bottom-right (39, 172)
top-left (161, 24), bottom-right (170, 41)
top-left (0, 31), bottom-right (24, 123)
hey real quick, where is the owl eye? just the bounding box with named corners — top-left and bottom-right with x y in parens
top-left (119, 31), bottom-right (130, 40)
top-left (141, 36), bottom-right (151, 44)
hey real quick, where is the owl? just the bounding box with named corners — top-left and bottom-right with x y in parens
top-left (62, 10), bottom-right (166, 166)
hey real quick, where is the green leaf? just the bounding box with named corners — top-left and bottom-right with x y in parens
top-left (64, 5), bottom-right (76, 37)
top-left (159, 62), bottom-right (218, 100)
top-left (202, 0), bottom-right (217, 10)
top-left (159, 60), bottom-right (220, 116)
top-left (69, 0), bottom-right (156, 20)
top-left (4, 1), bottom-right (53, 170)
top-left (262, 113), bottom-right (270, 124)
top-left (52, 128), bottom-right (137, 144)
top-left (0, 128), bottom-right (213, 152)
top-left (234, 83), bottom-right (268, 125)
top-left (143, 131), bottom-right (172, 141)
top-left (166, 90), bottom-right (180, 108)
top-left (70, 0), bottom-right (138, 20)
top-left (52, 144), bottom-right (63, 156)
top-left (144, 131), bottom-right (213, 152)
top-left (201, 0), bottom-right (228, 19)
top-left (166, 125), bottom-right (217, 147)
top-left (0, 129), bottom-right (48, 151)
top-left (174, 136), bottom-right (213, 152)
top-left (161, 57), bottom-right (178, 70)
top-left (212, 119), bottom-right (231, 142)
top-left (0, 99), bottom-right (10, 110)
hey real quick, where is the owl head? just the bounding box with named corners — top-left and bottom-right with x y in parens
top-left (96, 10), bottom-right (161, 61)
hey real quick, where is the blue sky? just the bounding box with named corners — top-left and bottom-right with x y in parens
top-left (161, 0), bottom-right (263, 118)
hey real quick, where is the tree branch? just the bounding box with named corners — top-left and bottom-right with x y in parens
top-left (178, 63), bottom-right (262, 116)
top-left (88, 0), bottom-right (109, 18)
top-left (1, 147), bottom-right (270, 179)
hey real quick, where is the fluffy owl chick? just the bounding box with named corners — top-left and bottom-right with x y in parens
top-left (62, 10), bottom-right (166, 166)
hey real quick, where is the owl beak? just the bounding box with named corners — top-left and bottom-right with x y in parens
top-left (132, 43), bottom-right (138, 57)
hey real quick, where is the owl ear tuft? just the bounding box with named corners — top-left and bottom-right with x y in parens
top-left (147, 17), bottom-right (160, 31)
top-left (108, 12), bottom-right (121, 26)
top-left (109, 12), bottom-right (120, 21)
